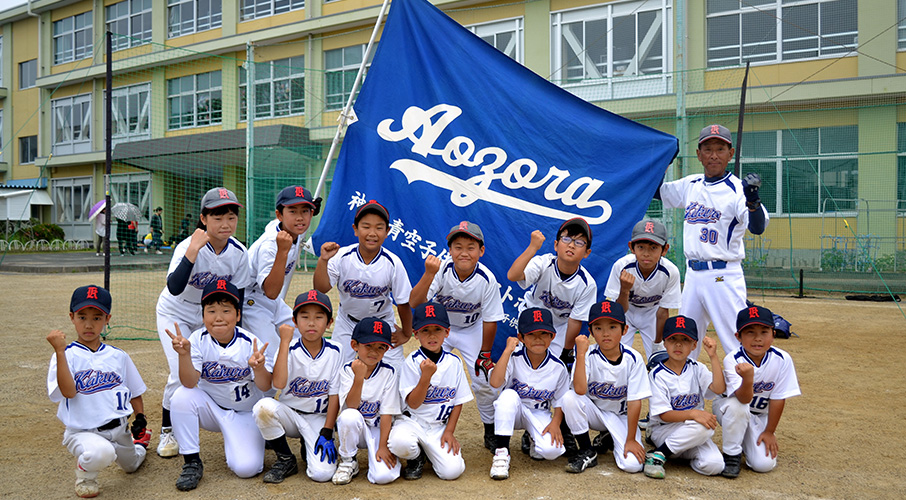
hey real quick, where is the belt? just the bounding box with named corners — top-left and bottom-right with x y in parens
top-left (293, 407), bottom-right (316, 416)
top-left (347, 314), bottom-right (361, 323)
top-left (688, 260), bottom-right (727, 271)
top-left (97, 417), bottom-right (125, 431)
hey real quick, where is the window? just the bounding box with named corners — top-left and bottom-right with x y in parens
top-left (111, 83), bottom-right (151, 144)
top-left (325, 45), bottom-right (375, 111)
top-left (707, 0), bottom-right (857, 68)
top-left (111, 172), bottom-right (152, 223)
top-left (168, 71), bottom-right (222, 129)
top-left (240, 56), bottom-right (304, 120)
top-left (551, 0), bottom-right (671, 100)
top-left (469, 18), bottom-right (523, 63)
top-left (0, 37), bottom-right (4, 87)
top-left (52, 176), bottom-right (93, 226)
top-left (19, 136), bottom-right (38, 164)
top-left (168, 0), bottom-right (222, 38)
top-left (736, 126), bottom-right (858, 215)
top-left (107, 0), bottom-right (153, 51)
top-left (899, 0), bottom-right (906, 50)
top-left (51, 94), bottom-right (92, 155)
top-left (240, 0), bottom-right (304, 21)
top-left (19, 59), bottom-right (36, 89)
top-left (53, 11), bottom-right (93, 64)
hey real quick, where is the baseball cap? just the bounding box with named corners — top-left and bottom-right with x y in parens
top-left (293, 289), bottom-right (333, 318)
top-left (70, 285), bottom-right (112, 314)
top-left (588, 300), bottom-right (625, 325)
top-left (413, 302), bottom-right (450, 331)
top-left (736, 305), bottom-right (774, 333)
top-left (663, 315), bottom-right (698, 342)
top-left (354, 200), bottom-right (390, 225)
top-left (698, 124), bottom-right (733, 146)
top-left (631, 219), bottom-right (668, 247)
top-left (447, 221), bottom-right (484, 246)
top-left (276, 185), bottom-right (316, 210)
top-left (518, 307), bottom-right (556, 336)
top-left (201, 279), bottom-right (241, 306)
top-left (558, 217), bottom-right (592, 248)
top-left (201, 187), bottom-right (242, 210)
top-left (352, 317), bottom-right (393, 345)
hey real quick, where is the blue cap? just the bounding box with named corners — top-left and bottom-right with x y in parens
top-left (70, 285), bottom-right (112, 314)
top-left (201, 279), bottom-right (241, 306)
top-left (354, 200), bottom-right (389, 225)
top-left (588, 300), bottom-right (625, 325)
top-left (736, 305), bottom-right (773, 332)
top-left (352, 317), bottom-right (392, 345)
top-left (518, 307), bottom-right (555, 335)
top-left (663, 315), bottom-right (698, 342)
top-left (276, 185), bottom-right (316, 210)
top-left (413, 302), bottom-right (450, 331)
top-left (293, 290), bottom-right (333, 318)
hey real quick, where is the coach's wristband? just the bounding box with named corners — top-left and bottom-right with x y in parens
top-left (319, 427), bottom-right (334, 440)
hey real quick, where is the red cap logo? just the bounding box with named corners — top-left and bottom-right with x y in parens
top-left (373, 321), bottom-right (383, 334)
top-left (217, 279), bottom-right (227, 290)
top-left (218, 188), bottom-right (229, 199)
top-left (295, 187), bottom-right (305, 197)
top-left (87, 286), bottom-right (98, 299)
top-left (748, 307), bottom-right (759, 318)
top-left (676, 317), bottom-right (686, 329)
top-left (645, 221), bottom-right (654, 233)
top-left (425, 305), bottom-right (436, 318)
top-left (459, 221), bottom-right (468, 231)
top-left (307, 290), bottom-right (317, 301)
top-left (601, 302), bottom-right (611, 313)
top-left (711, 125), bottom-right (720, 135)
top-left (533, 310), bottom-right (543, 322)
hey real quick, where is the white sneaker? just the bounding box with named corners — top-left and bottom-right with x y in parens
top-left (157, 427), bottom-right (179, 458)
top-left (331, 456), bottom-right (359, 485)
top-left (75, 468), bottom-right (99, 498)
top-left (490, 448), bottom-right (510, 480)
top-left (155, 250), bottom-right (163, 255)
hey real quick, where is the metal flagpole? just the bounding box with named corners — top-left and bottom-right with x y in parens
top-left (313, 0), bottom-right (392, 200)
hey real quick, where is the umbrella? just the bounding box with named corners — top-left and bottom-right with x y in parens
top-left (88, 200), bottom-right (107, 221)
top-left (111, 202), bottom-right (143, 222)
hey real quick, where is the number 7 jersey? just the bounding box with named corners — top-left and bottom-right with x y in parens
top-left (327, 243), bottom-right (412, 322)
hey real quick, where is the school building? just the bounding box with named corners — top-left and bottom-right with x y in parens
top-left (0, 0), bottom-right (901, 270)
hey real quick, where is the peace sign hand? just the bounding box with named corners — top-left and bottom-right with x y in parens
top-left (248, 338), bottom-right (269, 369)
top-left (166, 323), bottom-right (191, 355)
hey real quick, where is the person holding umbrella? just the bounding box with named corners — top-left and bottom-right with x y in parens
top-left (88, 201), bottom-right (107, 256)
top-left (111, 202), bottom-right (142, 256)
top-left (147, 207), bottom-right (164, 255)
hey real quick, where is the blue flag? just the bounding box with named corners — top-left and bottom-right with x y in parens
top-left (312, 0), bottom-right (678, 358)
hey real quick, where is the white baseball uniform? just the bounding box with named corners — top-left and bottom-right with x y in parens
top-left (603, 254), bottom-right (682, 358)
top-left (48, 342), bottom-right (147, 475)
top-left (562, 344), bottom-right (651, 472)
top-left (493, 348), bottom-right (569, 460)
top-left (253, 338), bottom-right (343, 482)
top-left (713, 346), bottom-right (800, 472)
top-left (426, 258), bottom-right (505, 423)
top-left (327, 244), bottom-right (412, 365)
top-left (388, 348), bottom-right (473, 480)
top-left (156, 236), bottom-right (252, 409)
top-left (170, 326), bottom-right (271, 478)
top-left (648, 359), bottom-right (723, 476)
top-left (335, 360), bottom-right (402, 484)
top-left (243, 219), bottom-right (306, 360)
top-left (660, 172), bottom-right (770, 359)
top-left (516, 254), bottom-right (597, 354)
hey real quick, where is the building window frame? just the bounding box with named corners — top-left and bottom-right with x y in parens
top-left (53, 11), bottom-right (94, 65)
top-left (240, 0), bottom-right (305, 21)
top-left (19, 59), bottom-right (36, 90)
top-left (168, 0), bottom-right (223, 38)
top-left (110, 82), bottom-right (151, 145)
top-left (167, 71), bottom-right (222, 129)
top-left (19, 135), bottom-right (36, 165)
top-left (51, 94), bottom-right (93, 155)
top-left (107, 0), bottom-right (153, 51)
top-left (324, 44), bottom-right (375, 111)
top-left (468, 18), bottom-right (524, 64)
top-left (240, 56), bottom-right (305, 120)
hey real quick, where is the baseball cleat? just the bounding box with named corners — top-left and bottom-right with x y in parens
top-left (643, 451), bottom-right (666, 479)
top-left (176, 460), bottom-right (203, 491)
top-left (565, 448), bottom-right (598, 473)
top-left (157, 427), bottom-right (179, 458)
top-left (331, 456), bottom-right (359, 485)
top-left (75, 469), bottom-right (99, 498)
top-left (263, 453), bottom-right (298, 484)
top-left (490, 448), bottom-right (510, 480)
top-left (522, 433), bottom-right (543, 460)
top-left (593, 429), bottom-right (613, 454)
top-left (484, 429), bottom-right (496, 452)
top-left (402, 450), bottom-right (427, 480)
top-left (721, 453), bottom-right (742, 478)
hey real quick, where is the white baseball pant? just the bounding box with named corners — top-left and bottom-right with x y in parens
top-left (388, 415), bottom-right (465, 480)
top-left (252, 397), bottom-right (337, 482)
top-left (445, 323), bottom-right (498, 424)
top-left (156, 299), bottom-right (203, 410)
top-left (335, 408), bottom-right (400, 484)
top-left (680, 262), bottom-right (746, 360)
top-left (713, 396), bottom-right (777, 472)
top-left (622, 306), bottom-right (660, 359)
top-left (170, 386), bottom-right (265, 478)
top-left (332, 314), bottom-right (404, 367)
top-left (648, 420), bottom-right (724, 475)
top-left (493, 389), bottom-right (564, 460)
top-left (63, 419), bottom-right (146, 474)
top-left (560, 391), bottom-right (643, 472)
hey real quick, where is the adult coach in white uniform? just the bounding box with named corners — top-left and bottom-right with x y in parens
top-left (658, 125), bottom-right (768, 359)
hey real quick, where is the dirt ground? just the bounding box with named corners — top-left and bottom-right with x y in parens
top-left (3, 271), bottom-right (905, 499)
